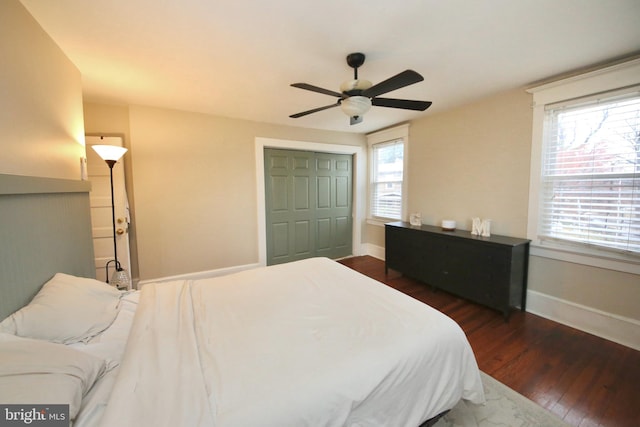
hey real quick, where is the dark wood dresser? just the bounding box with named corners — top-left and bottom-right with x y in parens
top-left (385, 221), bottom-right (530, 319)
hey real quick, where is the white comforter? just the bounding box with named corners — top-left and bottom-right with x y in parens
top-left (100, 258), bottom-right (484, 427)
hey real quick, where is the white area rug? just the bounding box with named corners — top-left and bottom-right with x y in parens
top-left (434, 373), bottom-right (570, 427)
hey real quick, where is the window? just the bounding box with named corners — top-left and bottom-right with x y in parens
top-left (367, 124), bottom-right (409, 222)
top-left (528, 59), bottom-right (640, 273)
top-left (371, 140), bottom-right (404, 219)
top-left (541, 93), bottom-right (640, 255)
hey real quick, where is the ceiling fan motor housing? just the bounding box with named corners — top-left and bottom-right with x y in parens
top-left (340, 79), bottom-right (372, 95)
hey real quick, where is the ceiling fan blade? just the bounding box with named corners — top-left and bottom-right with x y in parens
top-left (372, 97), bottom-right (432, 111)
top-left (361, 70), bottom-right (424, 98)
top-left (289, 102), bottom-right (340, 118)
top-left (291, 83), bottom-right (343, 98)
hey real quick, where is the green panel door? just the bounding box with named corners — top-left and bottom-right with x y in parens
top-left (265, 148), bottom-right (352, 265)
top-left (314, 152), bottom-right (352, 259)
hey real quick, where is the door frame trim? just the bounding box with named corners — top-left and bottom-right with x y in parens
top-left (255, 137), bottom-right (365, 266)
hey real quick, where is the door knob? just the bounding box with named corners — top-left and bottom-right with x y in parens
top-left (116, 228), bottom-right (126, 235)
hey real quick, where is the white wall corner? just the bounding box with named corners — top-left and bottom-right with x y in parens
top-left (364, 243), bottom-right (385, 261)
top-left (526, 290), bottom-right (640, 351)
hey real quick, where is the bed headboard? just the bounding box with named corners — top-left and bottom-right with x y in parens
top-left (0, 174), bottom-right (96, 319)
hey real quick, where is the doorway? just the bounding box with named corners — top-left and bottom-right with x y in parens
top-left (264, 148), bottom-right (353, 265)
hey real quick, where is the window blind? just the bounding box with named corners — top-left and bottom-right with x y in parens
top-left (371, 139), bottom-right (404, 220)
top-left (540, 92), bottom-right (640, 254)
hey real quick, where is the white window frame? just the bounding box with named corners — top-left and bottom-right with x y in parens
top-left (366, 124), bottom-right (410, 226)
top-left (527, 59), bottom-right (640, 275)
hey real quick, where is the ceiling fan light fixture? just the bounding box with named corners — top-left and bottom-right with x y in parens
top-left (340, 96), bottom-right (372, 117)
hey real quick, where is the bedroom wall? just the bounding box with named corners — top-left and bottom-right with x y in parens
top-left (83, 103), bottom-right (365, 281)
top-left (409, 88), bottom-right (531, 237)
top-left (0, 0), bottom-right (85, 180)
top-left (364, 89), bottom-right (530, 247)
top-left (364, 87), bottom-right (639, 343)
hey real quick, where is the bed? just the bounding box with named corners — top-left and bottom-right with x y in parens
top-left (0, 175), bottom-right (485, 427)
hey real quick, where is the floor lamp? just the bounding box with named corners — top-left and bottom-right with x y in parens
top-left (92, 145), bottom-right (131, 290)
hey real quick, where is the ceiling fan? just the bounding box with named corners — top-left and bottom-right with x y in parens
top-left (290, 52), bottom-right (432, 125)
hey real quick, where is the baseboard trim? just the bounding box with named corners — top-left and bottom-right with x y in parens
top-left (526, 290), bottom-right (640, 351)
top-left (363, 243), bottom-right (639, 351)
top-left (138, 262), bottom-right (262, 287)
top-left (363, 243), bottom-right (385, 260)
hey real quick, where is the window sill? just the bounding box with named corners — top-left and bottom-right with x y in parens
top-left (530, 241), bottom-right (640, 275)
top-left (366, 218), bottom-right (398, 227)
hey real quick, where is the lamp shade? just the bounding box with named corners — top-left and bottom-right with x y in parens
top-left (92, 145), bottom-right (128, 162)
top-left (340, 96), bottom-right (372, 117)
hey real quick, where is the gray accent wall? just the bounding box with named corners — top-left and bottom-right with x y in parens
top-left (0, 174), bottom-right (95, 319)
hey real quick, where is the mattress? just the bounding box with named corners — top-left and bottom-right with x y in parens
top-left (99, 257), bottom-right (484, 427)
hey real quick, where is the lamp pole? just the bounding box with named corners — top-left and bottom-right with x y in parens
top-left (105, 159), bottom-right (120, 282)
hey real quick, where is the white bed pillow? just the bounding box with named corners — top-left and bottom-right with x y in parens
top-left (0, 273), bottom-right (121, 344)
top-left (0, 333), bottom-right (109, 420)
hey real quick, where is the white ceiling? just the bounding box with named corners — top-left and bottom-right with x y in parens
top-left (21, 0), bottom-right (640, 134)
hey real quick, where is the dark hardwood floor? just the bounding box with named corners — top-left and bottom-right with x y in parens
top-left (338, 256), bottom-right (640, 427)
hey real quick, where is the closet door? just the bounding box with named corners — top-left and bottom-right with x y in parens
top-left (314, 152), bottom-right (352, 259)
top-left (264, 148), bottom-right (352, 265)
